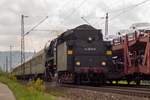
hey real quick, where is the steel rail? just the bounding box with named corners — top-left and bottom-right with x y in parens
top-left (60, 84), bottom-right (150, 98)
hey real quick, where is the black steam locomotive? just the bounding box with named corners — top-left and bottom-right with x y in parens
top-left (45, 24), bottom-right (113, 84)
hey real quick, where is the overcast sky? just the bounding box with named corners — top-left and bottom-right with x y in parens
top-left (0, 0), bottom-right (150, 52)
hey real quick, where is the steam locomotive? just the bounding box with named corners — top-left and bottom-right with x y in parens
top-left (12, 24), bottom-right (113, 84)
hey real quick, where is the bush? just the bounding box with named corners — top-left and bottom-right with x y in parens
top-left (0, 75), bottom-right (55, 100)
top-left (8, 74), bottom-right (17, 81)
top-left (0, 68), bottom-right (11, 76)
top-left (27, 78), bottom-right (45, 92)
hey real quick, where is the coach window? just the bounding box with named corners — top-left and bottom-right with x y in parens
top-left (40, 55), bottom-right (42, 63)
top-left (36, 57), bottom-right (39, 64)
top-left (33, 59), bottom-right (36, 66)
top-left (37, 57), bottom-right (39, 64)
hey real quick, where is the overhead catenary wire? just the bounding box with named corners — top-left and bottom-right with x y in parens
top-left (24, 16), bottom-right (49, 36)
top-left (109, 0), bottom-right (150, 21)
top-left (26, 36), bottom-right (36, 53)
top-left (108, 0), bottom-right (150, 14)
top-left (94, 0), bottom-right (150, 27)
top-left (64, 0), bottom-right (88, 19)
top-left (81, 17), bottom-right (93, 26)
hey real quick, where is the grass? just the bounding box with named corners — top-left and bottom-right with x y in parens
top-left (0, 73), bottom-right (56, 100)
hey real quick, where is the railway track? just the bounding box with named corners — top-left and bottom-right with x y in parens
top-left (20, 80), bottom-right (150, 98)
top-left (60, 84), bottom-right (150, 98)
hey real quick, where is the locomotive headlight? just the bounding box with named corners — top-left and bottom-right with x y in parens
top-left (76, 61), bottom-right (80, 66)
top-left (101, 61), bottom-right (106, 66)
top-left (88, 37), bottom-right (92, 41)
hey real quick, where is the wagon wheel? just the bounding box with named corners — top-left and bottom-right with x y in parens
top-left (44, 69), bottom-right (52, 81)
top-left (127, 80), bottom-right (131, 85)
top-left (75, 74), bottom-right (81, 85)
